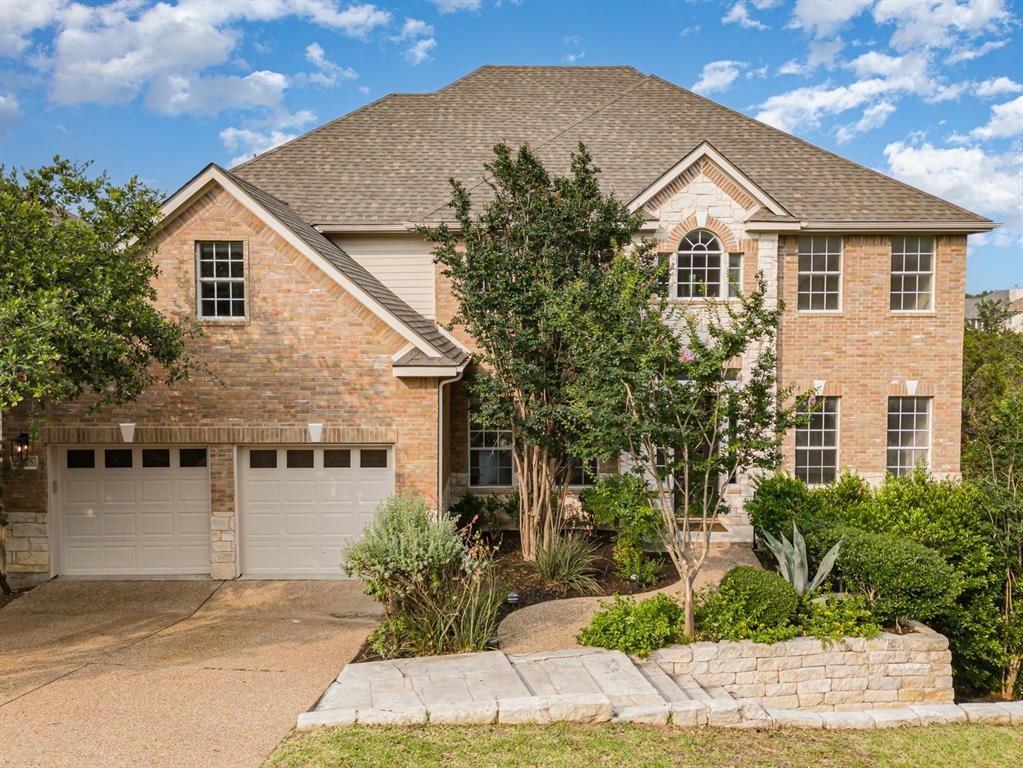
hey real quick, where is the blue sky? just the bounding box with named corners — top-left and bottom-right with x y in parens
top-left (1, 0), bottom-right (1021, 292)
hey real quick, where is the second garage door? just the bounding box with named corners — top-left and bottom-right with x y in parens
top-left (240, 445), bottom-right (394, 577)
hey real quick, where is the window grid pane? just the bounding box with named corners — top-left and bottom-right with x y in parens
top-left (469, 412), bottom-right (513, 486)
top-left (197, 241), bottom-right (245, 318)
top-left (676, 230), bottom-right (724, 299)
top-left (795, 396), bottom-right (839, 484)
top-left (886, 397), bottom-right (931, 476)
top-left (727, 253), bottom-right (742, 298)
top-left (890, 237), bottom-right (934, 311)
top-left (797, 236), bottom-right (842, 311)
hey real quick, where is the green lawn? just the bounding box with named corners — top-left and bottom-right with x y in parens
top-left (264, 723), bottom-right (1023, 768)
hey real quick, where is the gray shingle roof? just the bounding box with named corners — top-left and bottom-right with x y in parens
top-left (234, 66), bottom-right (991, 228)
top-left (215, 165), bottom-right (467, 365)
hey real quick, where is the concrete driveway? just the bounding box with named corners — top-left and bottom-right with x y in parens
top-left (0, 579), bottom-right (381, 768)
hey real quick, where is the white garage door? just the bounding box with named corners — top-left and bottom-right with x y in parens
top-left (240, 446), bottom-right (394, 578)
top-left (58, 446), bottom-right (211, 576)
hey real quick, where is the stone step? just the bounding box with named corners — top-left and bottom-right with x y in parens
top-left (636, 662), bottom-right (692, 703)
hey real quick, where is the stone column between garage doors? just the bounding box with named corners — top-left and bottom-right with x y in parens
top-left (208, 445), bottom-right (237, 581)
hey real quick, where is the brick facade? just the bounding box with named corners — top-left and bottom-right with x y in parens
top-left (4, 185), bottom-right (440, 579)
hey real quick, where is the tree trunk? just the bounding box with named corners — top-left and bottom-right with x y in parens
top-left (514, 443), bottom-right (555, 561)
top-left (681, 569), bottom-right (696, 638)
top-left (1004, 656), bottom-right (1021, 701)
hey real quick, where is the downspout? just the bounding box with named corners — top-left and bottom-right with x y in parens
top-left (437, 365), bottom-right (467, 517)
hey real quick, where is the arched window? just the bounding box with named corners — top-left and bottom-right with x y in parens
top-left (674, 230), bottom-right (742, 299)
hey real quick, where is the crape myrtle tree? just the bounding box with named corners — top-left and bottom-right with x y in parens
top-left (0, 158), bottom-right (195, 593)
top-left (566, 256), bottom-right (808, 637)
top-left (422, 143), bottom-right (651, 560)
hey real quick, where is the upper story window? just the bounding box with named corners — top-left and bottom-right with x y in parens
top-left (887, 396), bottom-right (931, 476)
top-left (196, 241), bottom-right (245, 319)
top-left (890, 236), bottom-right (934, 311)
top-left (673, 230), bottom-right (742, 299)
top-left (797, 236), bottom-right (842, 311)
top-left (469, 410), bottom-right (513, 487)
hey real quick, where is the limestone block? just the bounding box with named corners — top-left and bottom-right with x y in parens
top-left (909, 704), bottom-right (968, 725)
top-left (783, 637), bottom-right (824, 656)
top-left (830, 677), bottom-right (868, 692)
top-left (866, 677), bottom-right (901, 691)
top-left (710, 657), bottom-right (757, 674)
top-left (779, 666), bottom-right (826, 684)
top-left (697, 672), bottom-right (736, 688)
top-left (498, 697), bottom-right (550, 725)
top-left (797, 693), bottom-right (825, 708)
top-left (358, 705), bottom-right (428, 726)
top-left (735, 700), bottom-right (774, 730)
top-left (824, 690), bottom-right (865, 706)
top-left (730, 684), bottom-right (766, 699)
top-left (765, 682), bottom-right (797, 697)
top-left (754, 669), bottom-right (780, 685)
top-left (796, 678), bottom-right (832, 695)
top-left (820, 711), bottom-right (876, 730)
top-left (615, 703), bottom-right (670, 726)
top-left (767, 708), bottom-right (824, 729)
top-left (867, 709), bottom-right (920, 728)
top-left (429, 700), bottom-right (498, 725)
top-left (706, 699), bottom-right (742, 727)
top-left (757, 656), bottom-right (801, 672)
top-left (545, 694), bottom-right (613, 724)
top-left (961, 703), bottom-right (1013, 725)
top-left (760, 695), bottom-right (800, 710)
top-left (886, 662), bottom-right (932, 676)
top-left (297, 709), bottom-right (358, 730)
top-left (867, 650), bottom-right (910, 665)
top-left (826, 664), bottom-right (867, 679)
top-left (691, 644), bottom-right (720, 662)
top-left (734, 672), bottom-right (756, 686)
top-left (896, 688), bottom-right (926, 703)
top-left (669, 700), bottom-right (709, 728)
top-left (999, 701), bottom-right (1023, 725)
top-left (801, 652), bottom-right (848, 668)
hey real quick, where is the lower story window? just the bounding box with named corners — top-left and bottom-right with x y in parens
top-left (887, 396), bottom-right (931, 476)
top-left (561, 457), bottom-right (598, 487)
top-left (795, 396), bottom-right (839, 484)
top-left (469, 413), bottom-right (512, 487)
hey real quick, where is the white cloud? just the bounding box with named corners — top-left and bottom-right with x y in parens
top-left (883, 139), bottom-right (1023, 232)
top-left (692, 60), bottom-right (747, 95)
top-left (836, 100), bottom-right (896, 143)
top-left (872, 0), bottom-right (1012, 52)
top-left (971, 95), bottom-right (1023, 139)
top-left (680, 24), bottom-right (701, 37)
top-left (393, 18), bottom-right (434, 41)
top-left (0, 0), bottom-right (64, 57)
top-left (220, 108), bottom-right (318, 165)
top-left (0, 93), bottom-right (21, 140)
top-left (430, 0), bottom-right (481, 12)
top-left (723, 2), bottom-right (767, 30)
top-left (947, 38), bottom-right (1008, 62)
top-left (775, 35), bottom-right (845, 76)
top-left (756, 78), bottom-right (893, 132)
top-left (405, 38), bottom-right (437, 65)
top-left (301, 42), bottom-right (358, 87)
top-left (563, 50), bottom-right (585, 64)
top-left (976, 76), bottom-right (1023, 98)
top-left (789, 0), bottom-right (872, 37)
top-left (43, 1), bottom-right (388, 110)
top-left (146, 70), bottom-right (288, 115)
top-left (751, 0), bottom-right (782, 8)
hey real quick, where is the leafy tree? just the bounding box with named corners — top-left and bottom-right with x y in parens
top-left (962, 307), bottom-right (1023, 698)
top-left (0, 158), bottom-right (195, 592)
top-left (566, 254), bottom-right (808, 636)
top-left (422, 143), bottom-right (649, 560)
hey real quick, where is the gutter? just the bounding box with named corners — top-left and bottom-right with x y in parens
top-left (436, 364), bottom-right (468, 517)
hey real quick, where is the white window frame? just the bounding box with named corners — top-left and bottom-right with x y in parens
top-left (196, 241), bottom-right (246, 320)
top-left (797, 235), bottom-right (843, 312)
top-left (795, 396), bottom-right (840, 485)
top-left (890, 236), bottom-right (935, 313)
top-left (468, 410), bottom-right (513, 488)
top-left (671, 230), bottom-right (742, 300)
top-left (886, 396), bottom-right (932, 476)
top-left (557, 457), bottom-right (599, 488)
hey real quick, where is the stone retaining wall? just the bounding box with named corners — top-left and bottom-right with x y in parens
top-left (647, 621), bottom-right (954, 712)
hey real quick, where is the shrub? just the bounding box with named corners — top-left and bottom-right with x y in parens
top-left (761, 524), bottom-right (842, 597)
top-left (341, 492), bottom-right (466, 612)
top-left (612, 539), bottom-right (661, 588)
top-left (447, 492), bottom-right (516, 541)
top-left (534, 535), bottom-right (600, 595)
top-left (581, 475), bottom-right (661, 586)
top-left (833, 529), bottom-right (961, 626)
top-left (696, 567), bottom-right (800, 643)
top-left (577, 594), bottom-right (685, 657)
top-left (746, 473), bottom-right (820, 539)
top-left (797, 595), bottom-right (882, 643)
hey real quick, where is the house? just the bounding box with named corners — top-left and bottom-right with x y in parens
top-left (965, 288), bottom-right (1023, 332)
top-left (3, 66), bottom-right (994, 583)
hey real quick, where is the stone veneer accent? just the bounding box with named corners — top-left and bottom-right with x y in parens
top-left (647, 622), bottom-right (955, 712)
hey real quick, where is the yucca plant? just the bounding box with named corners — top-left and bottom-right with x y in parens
top-left (761, 524), bottom-right (841, 597)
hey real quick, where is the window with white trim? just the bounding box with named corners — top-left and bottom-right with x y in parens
top-left (886, 396), bottom-right (931, 476)
top-left (795, 396), bottom-right (839, 484)
top-left (672, 230), bottom-right (742, 299)
top-left (890, 236), bottom-right (934, 311)
top-left (469, 411), bottom-right (513, 487)
top-left (797, 236), bottom-right (842, 311)
top-left (560, 457), bottom-right (598, 487)
top-left (196, 241), bottom-right (245, 318)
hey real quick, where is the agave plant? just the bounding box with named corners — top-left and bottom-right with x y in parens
top-left (761, 524), bottom-right (841, 597)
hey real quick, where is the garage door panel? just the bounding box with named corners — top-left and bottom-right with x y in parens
top-left (59, 446), bottom-right (210, 576)
top-left (241, 446), bottom-right (393, 578)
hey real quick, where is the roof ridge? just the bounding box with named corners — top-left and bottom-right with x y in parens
top-left (643, 74), bottom-right (990, 224)
top-left (415, 72), bottom-right (656, 222)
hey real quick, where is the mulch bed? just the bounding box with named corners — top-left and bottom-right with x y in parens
top-left (351, 531), bottom-right (675, 663)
